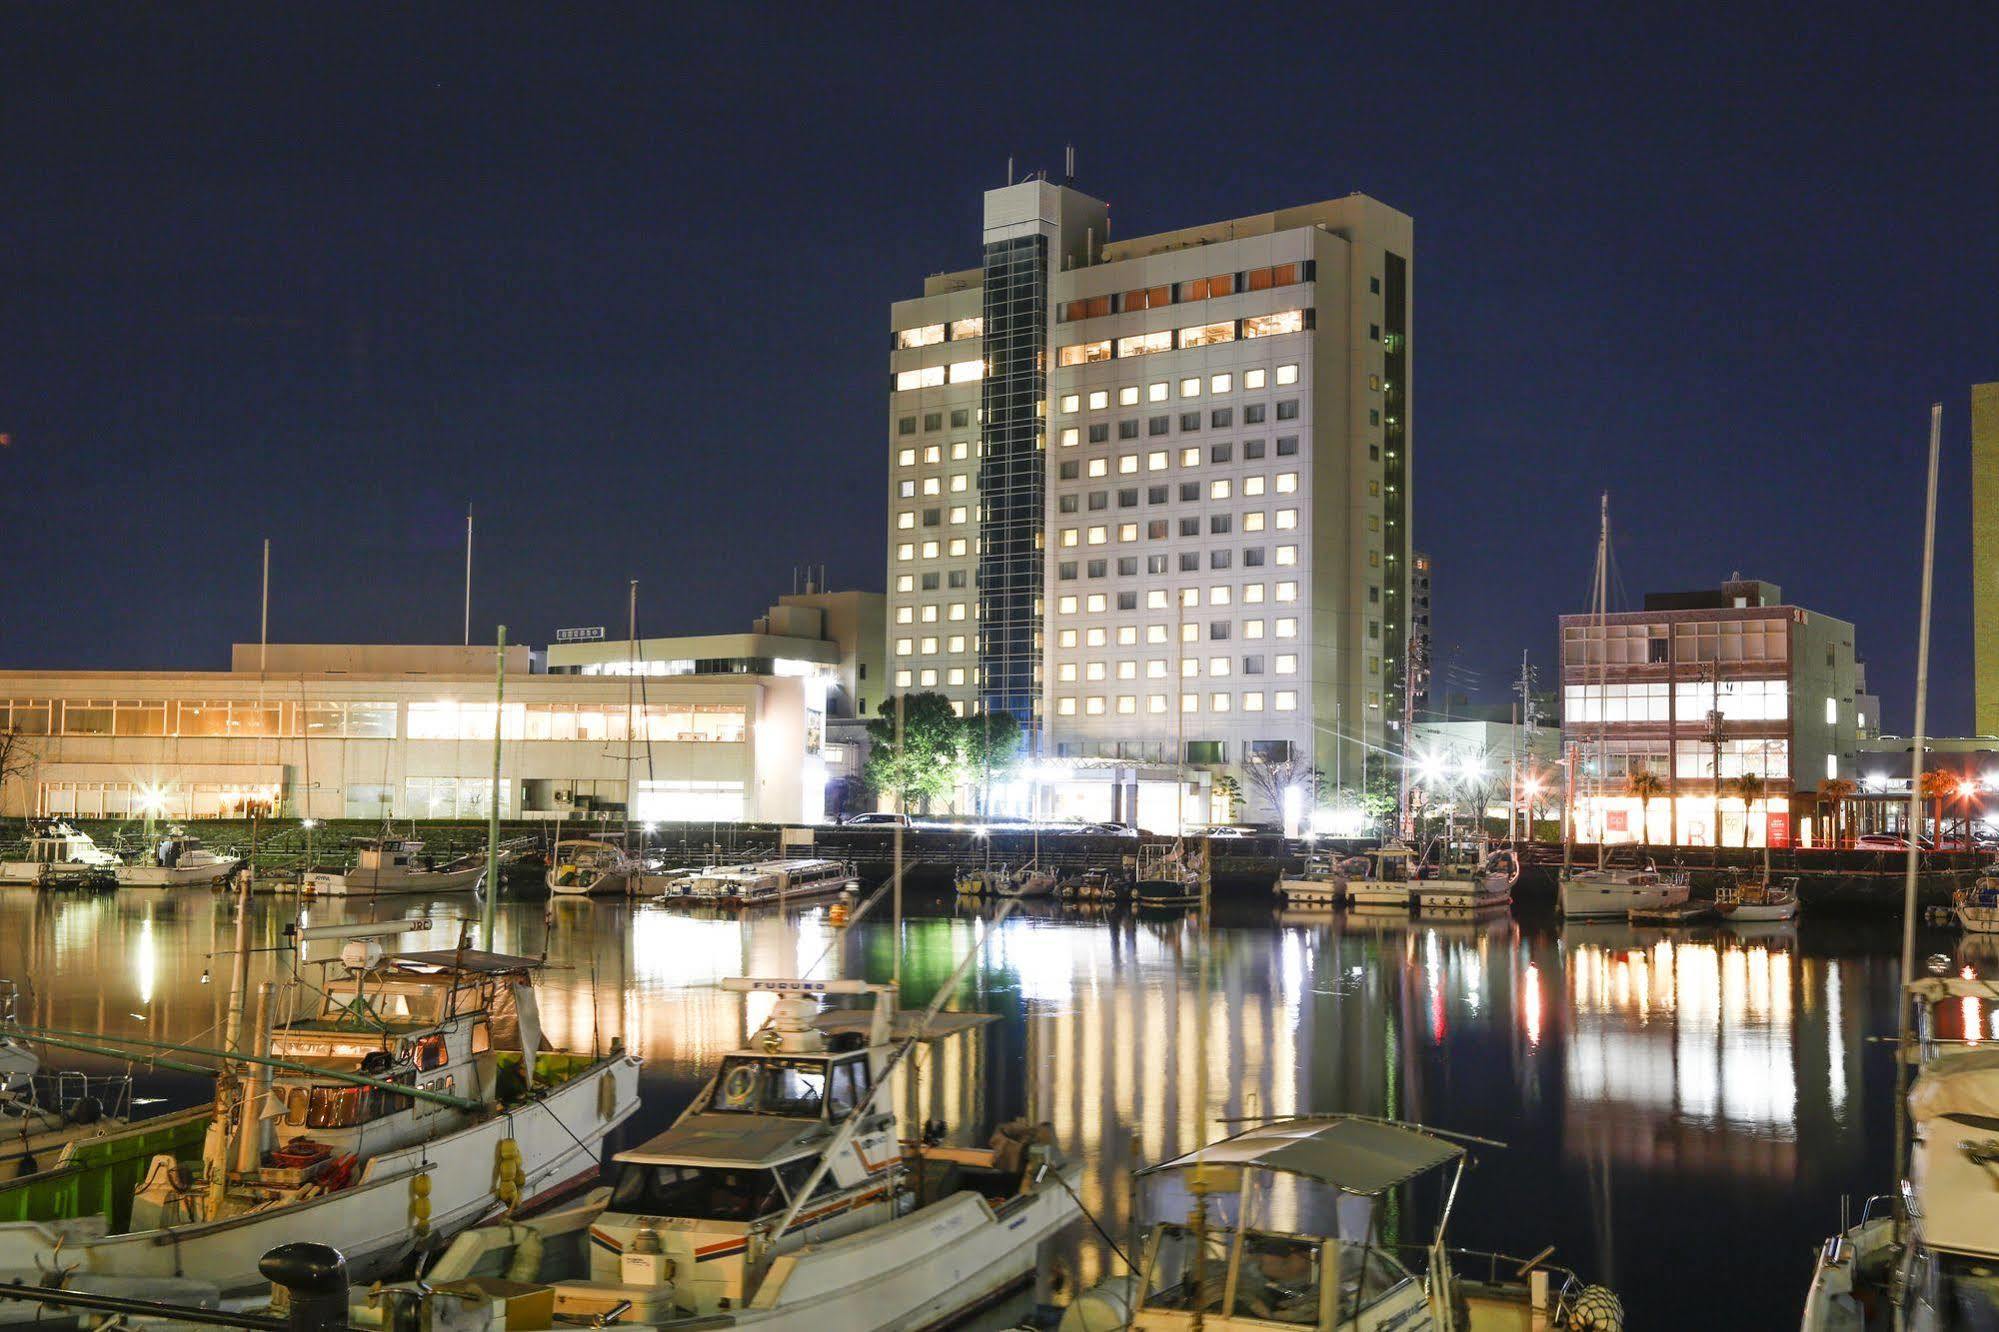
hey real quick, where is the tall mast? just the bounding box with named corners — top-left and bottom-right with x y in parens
top-left (1893, 403), bottom-right (1943, 1234)
top-left (484, 624), bottom-right (505, 948)
top-left (625, 580), bottom-right (638, 851)
top-left (1595, 493), bottom-right (1610, 872)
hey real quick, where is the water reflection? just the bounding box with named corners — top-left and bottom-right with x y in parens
top-left (0, 888), bottom-right (1964, 1326)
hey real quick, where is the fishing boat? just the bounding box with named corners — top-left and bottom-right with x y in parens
top-left (547, 838), bottom-right (638, 897)
top-left (303, 839), bottom-right (486, 896)
top-left (1060, 1115), bottom-right (1624, 1331)
top-left (1559, 855), bottom-right (1689, 919)
top-left (1277, 851), bottom-right (1367, 908)
top-left (1132, 842), bottom-right (1205, 909)
top-left (363, 975), bottom-right (1080, 1330)
top-left (1411, 847), bottom-right (1513, 912)
top-left (1715, 873), bottom-right (1800, 922)
top-left (955, 863), bottom-right (1056, 900)
top-left (1345, 842), bottom-right (1421, 910)
top-left (0, 928), bottom-right (642, 1294)
top-left (0, 821), bottom-right (120, 890)
top-left (683, 858), bottom-right (860, 906)
top-left (1801, 972), bottom-right (1999, 1329)
top-left (1953, 864), bottom-right (1999, 934)
top-left (116, 831), bottom-right (239, 888)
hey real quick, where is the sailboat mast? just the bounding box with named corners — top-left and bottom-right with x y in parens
top-left (1595, 493), bottom-right (1610, 871)
top-left (1892, 403), bottom-right (1943, 1232)
top-left (484, 625), bottom-right (505, 947)
top-left (625, 580), bottom-right (637, 850)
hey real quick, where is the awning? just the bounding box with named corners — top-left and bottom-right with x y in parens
top-left (1139, 1117), bottom-right (1464, 1196)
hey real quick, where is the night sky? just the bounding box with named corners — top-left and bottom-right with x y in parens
top-left (3, 6), bottom-right (1994, 732)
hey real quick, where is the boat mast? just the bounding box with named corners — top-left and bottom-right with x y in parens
top-left (1595, 493), bottom-right (1610, 872)
top-left (1892, 403), bottom-right (1942, 1238)
top-left (625, 580), bottom-right (637, 853)
top-left (484, 625), bottom-right (505, 948)
top-left (206, 849), bottom-right (256, 1212)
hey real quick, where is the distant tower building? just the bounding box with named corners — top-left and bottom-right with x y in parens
top-left (1975, 382), bottom-right (1999, 734)
top-left (1408, 551), bottom-right (1432, 722)
top-left (885, 176), bottom-right (1414, 799)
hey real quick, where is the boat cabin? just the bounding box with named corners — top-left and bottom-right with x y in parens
top-left (21, 822), bottom-right (117, 868)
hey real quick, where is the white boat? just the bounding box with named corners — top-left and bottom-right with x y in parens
top-left (1714, 874), bottom-right (1800, 922)
top-left (116, 832), bottom-right (238, 888)
top-left (1802, 973), bottom-right (1999, 1328)
top-left (547, 838), bottom-right (639, 896)
top-left (1132, 842), bottom-right (1205, 909)
top-left (1411, 859), bottom-right (1513, 912)
top-left (956, 863), bottom-right (1055, 899)
top-left (304, 839), bottom-right (486, 896)
top-left (685, 857), bottom-right (859, 906)
top-left (0, 936), bottom-right (641, 1294)
top-left (1558, 859), bottom-right (1690, 918)
top-left (1277, 852), bottom-right (1367, 908)
top-left (0, 820), bottom-right (120, 889)
top-left (1060, 1115), bottom-right (1623, 1331)
top-left (1344, 842), bottom-right (1420, 910)
top-left (1953, 866), bottom-right (1999, 934)
top-left (360, 975), bottom-right (1080, 1330)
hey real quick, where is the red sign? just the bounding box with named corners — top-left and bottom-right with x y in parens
top-left (1605, 810), bottom-right (1628, 833)
top-left (1766, 813), bottom-right (1791, 848)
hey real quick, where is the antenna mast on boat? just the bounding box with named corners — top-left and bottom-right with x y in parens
top-left (463, 503), bottom-right (474, 647)
top-left (1892, 403), bottom-right (1943, 1236)
top-left (1594, 493), bottom-right (1610, 873)
top-left (484, 624), bottom-right (505, 948)
top-left (625, 580), bottom-right (638, 853)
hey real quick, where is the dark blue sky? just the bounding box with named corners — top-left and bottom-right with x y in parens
top-left (2, 6), bottom-right (1993, 731)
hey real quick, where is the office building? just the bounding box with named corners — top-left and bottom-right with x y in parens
top-left (1974, 382), bottom-right (1999, 733)
top-left (886, 177), bottom-right (1413, 815)
top-left (1559, 579), bottom-right (1861, 847)
top-left (0, 643), bottom-right (821, 824)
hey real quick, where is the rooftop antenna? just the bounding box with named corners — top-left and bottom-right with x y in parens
top-left (463, 503), bottom-right (474, 646)
top-left (1065, 144), bottom-right (1075, 181)
top-left (1007, 155), bottom-right (1014, 186)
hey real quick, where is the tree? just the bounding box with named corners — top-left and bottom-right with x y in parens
top-left (1918, 769), bottom-right (1957, 844)
top-left (1623, 766), bottom-right (1665, 845)
top-left (1241, 753), bottom-right (1317, 826)
top-left (0, 727), bottom-right (36, 826)
top-left (1817, 777), bottom-right (1857, 848)
top-left (958, 710), bottom-right (1023, 815)
top-left (863, 694), bottom-right (962, 814)
top-left (1730, 773), bottom-right (1767, 847)
top-left (1211, 773), bottom-right (1244, 823)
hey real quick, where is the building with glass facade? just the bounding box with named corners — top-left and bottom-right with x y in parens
top-left (886, 178), bottom-right (1414, 819)
top-left (1559, 580), bottom-right (1862, 848)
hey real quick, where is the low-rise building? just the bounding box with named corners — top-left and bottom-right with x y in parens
top-left (1559, 579), bottom-right (1862, 847)
top-left (0, 643), bottom-right (819, 824)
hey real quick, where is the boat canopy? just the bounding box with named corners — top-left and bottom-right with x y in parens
top-left (1138, 1116), bottom-right (1464, 1196)
top-left (387, 949), bottom-right (544, 975)
top-left (1907, 1048), bottom-right (1999, 1123)
top-left (812, 1010), bottom-right (996, 1042)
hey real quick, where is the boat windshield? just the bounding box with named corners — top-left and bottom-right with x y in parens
top-left (710, 1056), bottom-right (828, 1117)
top-left (609, 1164), bottom-right (786, 1221)
top-left (1142, 1224), bottom-right (1410, 1324)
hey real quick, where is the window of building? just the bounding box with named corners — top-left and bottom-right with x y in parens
top-left (1060, 393), bottom-right (1080, 413)
top-left (1180, 412), bottom-right (1201, 432)
top-left (1211, 408), bottom-right (1233, 428)
top-left (1180, 377), bottom-right (1201, 398)
top-left (1058, 340), bottom-right (1112, 366)
top-left (1149, 381), bottom-right (1169, 402)
top-left (1276, 363), bottom-right (1299, 385)
top-left (1277, 436), bottom-right (1299, 457)
top-left (897, 323), bottom-right (945, 349)
top-left (1243, 310), bottom-right (1305, 339)
top-left (1118, 331), bottom-right (1173, 358)
top-left (1180, 321), bottom-right (1235, 349)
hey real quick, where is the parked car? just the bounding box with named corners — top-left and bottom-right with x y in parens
top-left (1854, 833), bottom-right (1933, 851)
top-left (843, 812), bottom-right (912, 829)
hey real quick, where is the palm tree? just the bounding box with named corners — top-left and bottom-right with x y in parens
top-left (1918, 769), bottom-right (1957, 844)
top-left (1623, 766), bottom-right (1665, 845)
top-left (1729, 774), bottom-right (1767, 847)
top-left (1817, 777), bottom-right (1857, 849)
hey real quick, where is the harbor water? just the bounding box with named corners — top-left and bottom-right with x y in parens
top-left (0, 886), bottom-right (1972, 1328)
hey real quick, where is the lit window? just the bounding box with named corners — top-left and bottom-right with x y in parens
top-left (898, 448), bottom-right (916, 466)
top-left (922, 476), bottom-right (941, 495)
top-left (1077, 697), bottom-right (1102, 716)
top-left (1058, 663), bottom-right (1078, 682)
top-left (1180, 322), bottom-right (1235, 349)
top-left (897, 323), bottom-right (944, 349)
top-left (1243, 691), bottom-right (1264, 712)
top-left (1118, 627), bottom-right (1137, 646)
top-left (1210, 656), bottom-right (1231, 676)
top-left (947, 667), bottom-right (965, 684)
top-left (951, 473), bottom-right (968, 492)
top-left (1060, 394), bottom-right (1080, 413)
top-left (948, 359), bottom-right (982, 384)
top-left (1147, 659), bottom-right (1168, 676)
top-left (1181, 447), bottom-right (1200, 466)
top-left (1147, 591), bottom-right (1168, 610)
top-left (896, 366), bottom-right (945, 391)
top-left (924, 444), bottom-right (942, 463)
top-left (1276, 508), bottom-right (1297, 529)
top-left (1274, 690), bottom-right (1297, 711)
top-left (1210, 585), bottom-right (1232, 605)
top-left (1058, 629), bottom-right (1078, 647)
top-left (1118, 523), bottom-right (1138, 542)
top-left (1182, 693), bottom-right (1199, 713)
top-left (1060, 427), bottom-right (1080, 448)
top-left (948, 603), bottom-right (967, 620)
top-left (1119, 454), bottom-right (1138, 474)
top-left (896, 575), bottom-right (914, 592)
top-left (897, 543), bottom-right (914, 561)
top-left (1148, 382), bottom-right (1169, 402)
top-left (951, 441), bottom-right (968, 459)
top-left (918, 668), bottom-right (937, 686)
top-left (1086, 628), bottom-right (1107, 647)
top-left (1117, 332), bottom-right (1173, 358)
top-left (1244, 476), bottom-right (1266, 496)
top-left (1061, 528), bottom-right (1079, 547)
top-left (1057, 697), bottom-right (1077, 716)
top-left (899, 480), bottom-right (915, 498)
top-left (1275, 654), bottom-right (1297, 673)
top-left (1245, 369), bottom-right (1267, 389)
top-left (1089, 389), bottom-right (1109, 409)
top-left (1087, 526), bottom-right (1107, 545)
top-left (895, 606), bottom-right (913, 624)
top-left (920, 637), bottom-right (938, 654)
top-left (1181, 622), bottom-right (1199, 642)
top-left (1244, 618), bottom-right (1265, 638)
top-left (897, 511), bottom-right (915, 529)
top-left (1244, 585), bottom-right (1266, 606)
top-left (1119, 386), bottom-right (1139, 406)
top-left (1117, 695), bottom-right (1137, 715)
top-left (1825, 697), bottom-right (1838, 724)
top-left (1059, 340), bottom-right (1112, 366)
top-left (1087, 593), bottom-right (1107, 613)
top-left (895, 669), bottom-right (913, 687)
top-left (1276, 363), bottom-right (1299, 385)
top-left (1242, 310), bottom-right (1304, 338)
top-left (949, 317), bottom-right (983, 341)
top-left (1085, 661), bottom-right (1106, 681)
top-left (1276, 545), bottom-right (1297, 566)
top-left (947, 538), bottom-right (968, 556)
top-left (1148, 694), bottom-right (1168, 713)
top-left (1180, 589), bottom-right (1199, 609)
top-left (1210, 372), bottom-right (1233, 393)
top-left (921, 540), bottom-right (940, 558)
top-left (1088, 458), bottom-right (1108, 477)
top-left (1211, 479), bottom-right (1232, 499)
top-left (1180, 377), bottom-right (1201, 398)
top-left (1147, 625), bottom-right (1168, 645)
top-left (895, 637), bottom-right (914, 655)
top-left (1211, 692), bottom-right (1232, 712)
top-left (1148, 450), bottom-right (1169, 471)
top-left (1275, 472), bottom-right (1299, 493)
top-left (1275, 618), bottom-right (1297, 637)
top-left (1058, 595), bottom-right (1078, 614)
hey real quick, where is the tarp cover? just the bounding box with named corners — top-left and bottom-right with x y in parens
top-left (1140, 1117), bottom-right (1463, 1196)
top-left (1907, 1049), bottom-right (1999, 1123)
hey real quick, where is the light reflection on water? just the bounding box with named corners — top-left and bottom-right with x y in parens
top-left (0, 889), bottom-right (1971, 1327)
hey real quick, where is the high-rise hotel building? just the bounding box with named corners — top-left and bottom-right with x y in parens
top-left (886, 179), bottom-right (1413, 798)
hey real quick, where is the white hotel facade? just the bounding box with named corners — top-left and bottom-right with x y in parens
top-left (886, 180), bottom-right (1413, 812)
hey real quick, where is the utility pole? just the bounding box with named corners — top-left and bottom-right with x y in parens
top-left (1704, 660), bottom-right (1724, 852)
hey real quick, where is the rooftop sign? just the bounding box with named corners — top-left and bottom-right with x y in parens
top-left (554, 626), bottom-right (606, 643)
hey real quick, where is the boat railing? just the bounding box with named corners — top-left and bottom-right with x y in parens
top-left (1400, 1242), bottom-right (1589, 1309)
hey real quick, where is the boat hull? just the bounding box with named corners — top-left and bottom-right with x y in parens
top-left (1411, 877), bottom-right (1511, 911)
top-left (307, 864), bottom-right (485, 896)
top-left (1346, 882), bottom-right (1413, 909)
top-left (0, 1053), bottom-right (641, 1295)
top-left (1956, 904), bottom-right (1999, 934)
top-left (1717, 900), bottom-right (1799, 922)
top-left (117, 861), bottom-right (234, 888)
top-left (548, 870), bottom-right (632, 897)
top-left (1559, 875), bottom-right (1689, 918)
top-left (1276, 876), bottom-right (1343, 907)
